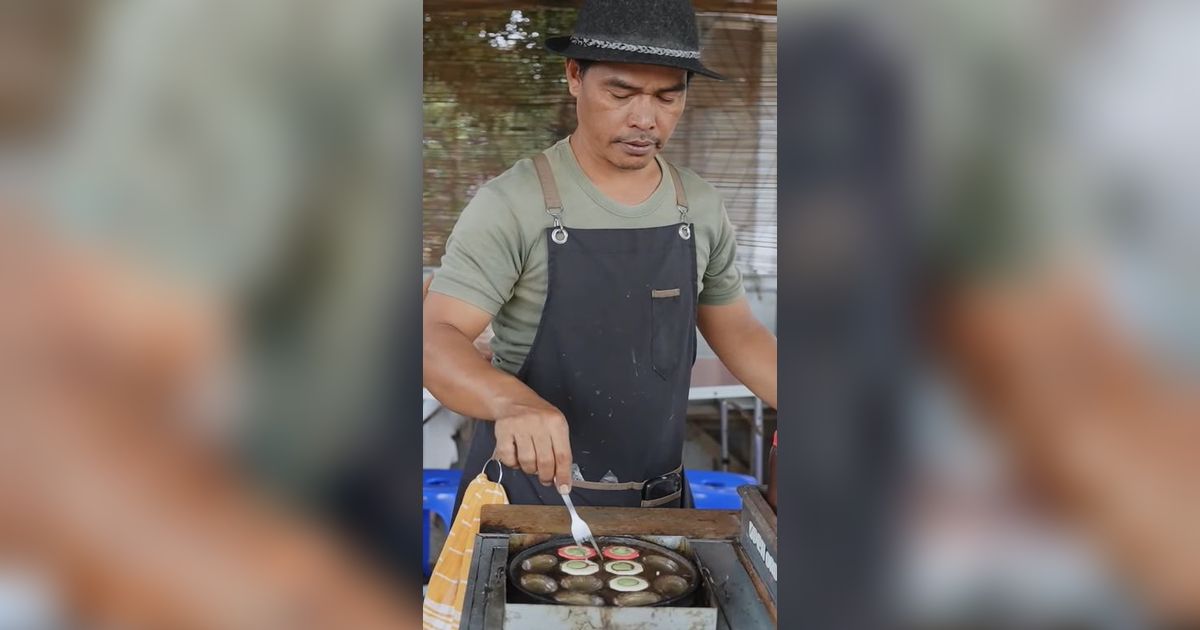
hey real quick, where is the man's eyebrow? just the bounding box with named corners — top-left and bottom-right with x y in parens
top-left (603, 77), bottom-right (642, 92)
top-left (603, 77), bottom-right (687, 95)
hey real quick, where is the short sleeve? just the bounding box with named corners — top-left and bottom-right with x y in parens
top-left (699, 203), bottom-right (745, 305)
top-left (429, 186), bottom-right (525, 315)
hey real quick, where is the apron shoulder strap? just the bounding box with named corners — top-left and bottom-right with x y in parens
top-left (535, 152), bottom-right (689, 215)
top-left (531, 152), bottom-right (563, 212)
top-left (665, 162), bottom-right (689, 211)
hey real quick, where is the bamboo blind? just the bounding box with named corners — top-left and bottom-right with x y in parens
top-left (423, 3), bottom-right (777, 274)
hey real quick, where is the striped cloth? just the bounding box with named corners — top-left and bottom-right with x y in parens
top-left (422, 471), bottom-right (508, 630)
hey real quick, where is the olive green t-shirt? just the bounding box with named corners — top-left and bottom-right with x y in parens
top-left (430, 136), bottom-right (744, 375)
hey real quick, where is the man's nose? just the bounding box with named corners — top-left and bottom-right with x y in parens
top-left (628, 96), bottom-right (655, 130)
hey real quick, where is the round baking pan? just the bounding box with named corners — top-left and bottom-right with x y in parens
top-left (508, 535), bottom-right (699, 607)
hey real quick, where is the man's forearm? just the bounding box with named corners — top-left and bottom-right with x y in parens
top-left (712, 322), bottom-right (777, 409)
top-left (423, 321), bottom-right (550, 420)
top-left (423, 311), bottom-right (575, 488)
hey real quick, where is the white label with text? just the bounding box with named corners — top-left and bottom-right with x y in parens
top-left (747, 521), bottom-right (777, 582)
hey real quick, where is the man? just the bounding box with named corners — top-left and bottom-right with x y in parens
top-left (424, 0), bottom-right (777, 512)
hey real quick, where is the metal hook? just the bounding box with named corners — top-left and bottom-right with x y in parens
top-left (676, 204), bottom-right (691, 240)
top-left (547, 207), bottom-right (568, 244)
top-left (484, 457), bottom-right (504, 484)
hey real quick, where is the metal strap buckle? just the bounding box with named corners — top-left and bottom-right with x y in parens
top-left (547, 207), bottom-right (568, 244)
top-left (677, 205), bottom-right (691, 240)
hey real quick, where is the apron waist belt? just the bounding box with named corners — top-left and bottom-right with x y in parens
top-left (568, 463), bottom-right (683, 491)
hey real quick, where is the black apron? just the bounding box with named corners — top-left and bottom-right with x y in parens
top-left (454, 151), bottom-right (698, 516)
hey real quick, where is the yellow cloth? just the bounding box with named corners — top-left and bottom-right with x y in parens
top-left (422, 469), bottom-right (508, 630)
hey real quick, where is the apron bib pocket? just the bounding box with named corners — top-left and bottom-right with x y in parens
top-left (651, 289), bottom-right (686, 379)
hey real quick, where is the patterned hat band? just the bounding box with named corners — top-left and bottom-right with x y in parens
top-left (569, 35), bottom-right (702, 60)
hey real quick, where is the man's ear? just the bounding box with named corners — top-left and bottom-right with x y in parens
top-left (565, 59), bottom-right (583, 97)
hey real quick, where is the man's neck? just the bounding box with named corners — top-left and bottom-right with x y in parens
top-left (568, 135), bottom-right (662, 206)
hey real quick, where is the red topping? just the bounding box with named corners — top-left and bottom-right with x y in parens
top-left (601, 545), bottom-right (640, 560)
top-left (556, 545), bottom-right (597, 560)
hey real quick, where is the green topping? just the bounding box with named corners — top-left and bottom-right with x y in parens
top-left (565, 561), bottom-right (587, 569)
top-left (613, 562), bottom-right (633, 571)
top-left (565, 547), bottom-right (586, 557)
top-left (617, 577), bottom-right (638, 586)
top-left (612, 546), bottom-right (631, 554)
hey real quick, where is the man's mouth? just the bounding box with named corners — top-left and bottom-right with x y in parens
top-left (617, 138), bottom-right (657, 155)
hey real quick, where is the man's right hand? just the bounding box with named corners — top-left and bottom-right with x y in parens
top-left (492, 401), bottom-right (573, 492)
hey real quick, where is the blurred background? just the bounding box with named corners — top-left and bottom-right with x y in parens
top-left (1, 0), bottom-right (424, 627)
top-left (0, 0), bottom-right (1197, 628)
top-left (777, 0), bottom-right (1200, 627)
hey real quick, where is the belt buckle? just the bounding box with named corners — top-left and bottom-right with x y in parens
top-left (641, 471), bottom-right (682, 502)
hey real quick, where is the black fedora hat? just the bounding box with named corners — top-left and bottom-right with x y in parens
top-left (545, 0), bottom-right (726, 81)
